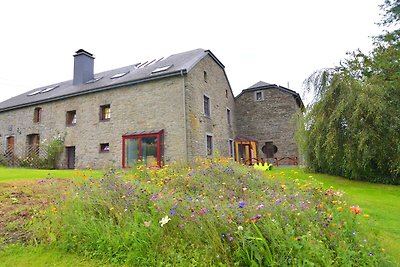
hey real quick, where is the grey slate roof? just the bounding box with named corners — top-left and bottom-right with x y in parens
top-left (0, 48), bottom-right (223, 112)
top-left (235, 80), bottom-right (305, 109)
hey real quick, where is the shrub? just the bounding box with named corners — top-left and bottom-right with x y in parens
top-left (31, 159), bottom-right (386, 266)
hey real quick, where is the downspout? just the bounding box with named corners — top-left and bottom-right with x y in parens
top-left (181, 70), bottom-right (189, 162)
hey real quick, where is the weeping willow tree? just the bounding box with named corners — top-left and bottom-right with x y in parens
top-left (297, 0), bottom-right (400, 184)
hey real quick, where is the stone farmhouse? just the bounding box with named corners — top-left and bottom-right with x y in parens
top-left (0, 48), bottom-right (303, 169)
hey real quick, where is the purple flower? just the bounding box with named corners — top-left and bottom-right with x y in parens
top-left (238, 201), bottom-right (246, 208)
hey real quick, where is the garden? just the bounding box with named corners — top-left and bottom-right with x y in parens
top-left (0, 159), bottom-right (398, 266)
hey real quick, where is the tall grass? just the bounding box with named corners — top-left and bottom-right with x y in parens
top-left (30, 159), bottom-right (387, 266)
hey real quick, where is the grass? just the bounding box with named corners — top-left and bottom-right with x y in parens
top-left (0, 244), bottom-right (113, 267)
top-left (0, 167), bottom-right (103, 182)
top-left (267, 167), bottom-right (400, 265)
top-left (0, 162), bottom-right (398, 266)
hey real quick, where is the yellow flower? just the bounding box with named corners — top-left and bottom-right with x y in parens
top-left (337, 207), bottom-right (343, 212)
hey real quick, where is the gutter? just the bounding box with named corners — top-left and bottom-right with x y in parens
top-left (0, 69), bottom-right (188, 112)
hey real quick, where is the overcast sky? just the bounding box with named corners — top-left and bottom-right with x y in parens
top-left (0, 0), bottom-right (384, 104)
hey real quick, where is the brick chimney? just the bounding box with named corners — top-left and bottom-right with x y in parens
top-left (73, 49), bottom-right (94, 85)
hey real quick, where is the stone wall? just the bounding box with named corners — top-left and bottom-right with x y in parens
top-left (0, 76), bottom-right (187, 169)
top-left (235, 88), bottom-right (301, 162)
top-left (184, 55), bottom-right (236, 161)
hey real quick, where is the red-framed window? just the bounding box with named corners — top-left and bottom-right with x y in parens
top-left (122, 130), bottom-right (164, 168)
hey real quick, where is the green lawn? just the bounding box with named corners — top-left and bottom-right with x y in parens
top-left (0, 245), bottom-right (113, 267)
top-left (267, 167), bottom-right (400, 266)
top-left (0, 167), bottom-right (103, 182)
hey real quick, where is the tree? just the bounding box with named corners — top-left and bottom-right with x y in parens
top-left (298, 1), bottom-right (400, 184)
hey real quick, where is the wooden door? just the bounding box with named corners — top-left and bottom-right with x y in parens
top-left (66, 146), bottom-right (75, 169)
top-left (6, 136), bottom-right (15, 155)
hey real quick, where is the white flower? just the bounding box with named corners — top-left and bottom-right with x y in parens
top-left (238, 225), bottom-right (244, 231)
top-left (159, 216), bottom-right (171, 227)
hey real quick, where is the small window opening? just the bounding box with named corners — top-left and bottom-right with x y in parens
top-left (204, 71), bottom-right (208, 82)
top-left (100, 104), bottom-right (111, 121)
top-left (66, 110), bottom-right (77, 126)
top-left (204, 95), bottom-right (211, 117)
top-left (206, 134), bottom-right (213, 156)
top-left (33, 107), bottom-right (42, 123)
top-left (255, 91), bottom-right (263, 101)
top-left (227, 108), bottom-right (231, 125)
top-left (100, 143), bottom-right (110, 153)
top-left (228, 139), bottom-right (234, 157)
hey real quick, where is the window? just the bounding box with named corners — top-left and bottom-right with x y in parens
top-left (6, 136), bottom-right (15, 156)
top-left (204, 71), bottom-right (208, 82)
top-left (66, 110), bottom-right (77, 126)
top-left (203, 95), bottom-right (211, 117)
top-left (206, 134), bottom-right (213, 156)
top-left (110, 71), bottom-right (129, 79)
top-left (27, 134), bottom-right (40, 156)
top-left (100, 143), bottom-right (110, 153)
top-left (33, 107), bottom-right (42, 123)
top-left (229, 139), bottom-right (234, 157)
top-left (262, 141), bottom-right (277, 158)
top-left (255, 91), bottom-right (263, 101)
top-left (122, 130), bottom-right (164, 167)
top-left (227, 108), bottom-right (231, 125)
top-left (152, 65), bottom-right (172, 74)
top-left (100, 104), bottom-right (111, 121)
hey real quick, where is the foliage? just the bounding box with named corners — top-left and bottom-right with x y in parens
top-left (30, 159), bottom-right (387, 266)
top-left (299, 1), bottom-right (400, 184)
top-left (41, 133), bottom-right (65, 169)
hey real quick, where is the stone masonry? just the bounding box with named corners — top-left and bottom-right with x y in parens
top-left (0, 49), bottom-right (303, 169)
top-left (235, 84), bottom-right (303, 163)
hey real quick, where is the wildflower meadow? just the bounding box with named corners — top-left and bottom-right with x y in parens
top-left (30, 158), bottom-right (386, 266)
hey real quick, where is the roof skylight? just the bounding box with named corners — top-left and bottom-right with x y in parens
top-left (85, 76), bottom-right (103, 84)
top-left (151, 65), bottom-right (172, 74)
top-left (41, 85), bottom-right (59, 93)
top-left (28, 90), bottom-right (41, 96)
top-left (110, 71), bottom-right (130, 79)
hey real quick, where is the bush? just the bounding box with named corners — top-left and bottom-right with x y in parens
top-left (31, 159), bottom-right (386, 266)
